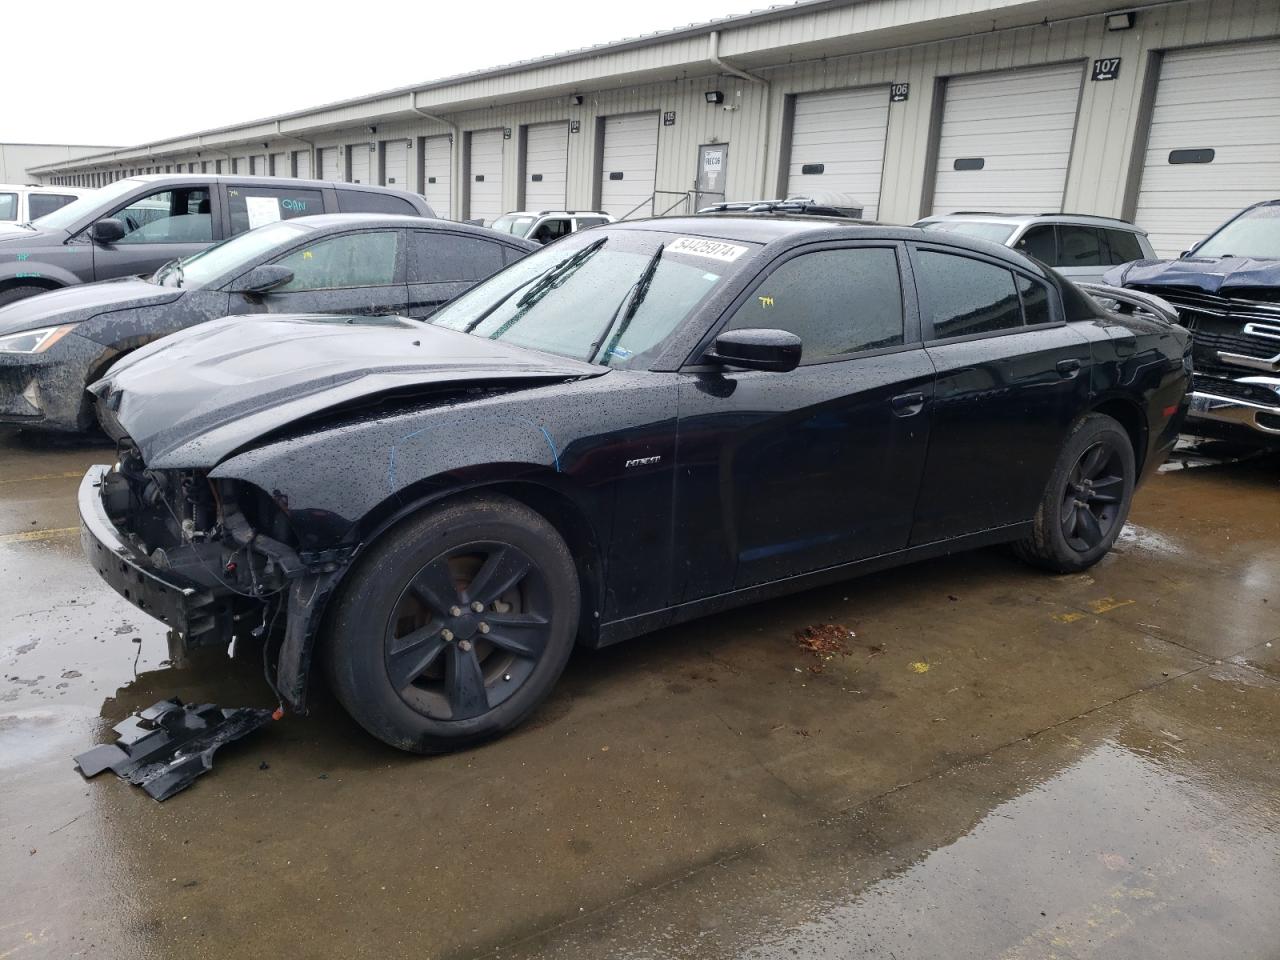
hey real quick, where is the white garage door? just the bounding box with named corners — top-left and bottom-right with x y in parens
top-left (1134, 40), bottom-right (1280, 257)
top-left (524, 122), bottom-right (568, 210)
top-left (318, 147), bottom-right (340, 181)
top-left (383, 141), bottom-right (409, 187)
top-left (424, 135), bottom-right (451, 218)
top-left (249, 154), bottom-right (268, 176)
top-left (786, 87), bottom-right (890, 218)
top-left (931, 62), bottom-right (1084, 215)
top-left (294, 150), bottom-right (311, 179)
top-left (269, 152), bottom-right (287, 177)
top-left (601, 113), bottom-right (658, 219)
top-left (469, 129), bottom-right (505, 225)
top-left (349, 144), bottom-right (371, 184)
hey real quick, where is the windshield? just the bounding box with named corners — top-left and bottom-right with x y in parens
top-left (491, 215), bottom-right (535, 238)
top-left (429, 229), bottom-right (751, 368)
top-left (30, 178), bottom-right (140, 231)
top-left (155, 220), bottom-right (309, 288)
top-left (1195, 204), bottom-right (1280, 259)
top-left (920, 220), bottom-right (1017, 244)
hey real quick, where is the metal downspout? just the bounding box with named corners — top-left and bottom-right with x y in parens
top-left (708, 31), bottom-right (772, 198)
top-left (276, 121), bottom-right (316, 177)
top-left (409, 92), bottom-right (461, 218)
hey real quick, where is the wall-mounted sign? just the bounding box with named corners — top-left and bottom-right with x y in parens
top-left (663, 111), bottom-right (677, 126)
top-left (503, 127), bottom-right (512, 139)
top-left (570, 120), bottom-right (581, 134)
top-left (890, 82), bottom-right (910, 102)
top-left (1092, 57), bottom-right (1121, 81)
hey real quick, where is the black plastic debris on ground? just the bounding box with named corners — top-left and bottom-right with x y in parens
top-left (74, 698), bottom-right (273, 801)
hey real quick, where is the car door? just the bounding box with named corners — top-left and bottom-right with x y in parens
top-left (255, 228), bottom-right (408, 316)
top-left (89, 184), bottom-right (219, 280)
top-left (405, 230), bottom-right (510, 319)
top-left (906, 244), bottom-right (1092, 546)
top-left (672, 242), bottom-right (935, 600)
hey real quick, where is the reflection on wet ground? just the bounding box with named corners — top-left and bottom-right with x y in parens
top-left (2, 429), bottom-right (1278, 959)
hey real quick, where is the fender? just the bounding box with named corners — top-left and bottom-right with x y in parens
top-left (0, 259), bottom-right (82, 289)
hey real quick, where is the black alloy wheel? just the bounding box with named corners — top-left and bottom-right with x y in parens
top-left (385, 543), bottom-right (552, 721)
top-left (1060, 440), bottom-right (1126, 552)
top-left (325, 493), bottom-right (579, 753)
top-left (1014, 413), bottom-right (1136, 573)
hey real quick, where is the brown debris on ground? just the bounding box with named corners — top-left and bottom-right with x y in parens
top-left (794, 623), bottom-right (856, 673)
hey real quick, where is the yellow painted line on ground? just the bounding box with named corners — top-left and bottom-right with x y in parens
top-left (0, 526), bottom-right (79, 545)
top-left (0, 471), bottom-right (85, 486)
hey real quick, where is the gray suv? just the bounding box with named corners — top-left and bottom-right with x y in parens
top-left (0, 175), bottom-right (435, 306)
top-left (913, 212), bottom-right (1155, 284)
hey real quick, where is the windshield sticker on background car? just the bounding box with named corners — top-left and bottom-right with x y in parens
top-left (668, 237), bottom-right (748, 262)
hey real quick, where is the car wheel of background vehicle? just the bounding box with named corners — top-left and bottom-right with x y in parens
top-left (1014, 413), bottom-right (1135, 573)
top-left (0, 285), bottom-right (51, 307)
top-left (324, 493), bottom-right (580, 754)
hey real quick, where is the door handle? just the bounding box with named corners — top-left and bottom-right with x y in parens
top-left (1056, 358), bottom-right (1082, 378)
top-left (890, 392), bottom-right (926, 416)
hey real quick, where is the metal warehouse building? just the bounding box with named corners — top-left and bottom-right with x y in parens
top-left (33, 0), bottom-right (1280, 256)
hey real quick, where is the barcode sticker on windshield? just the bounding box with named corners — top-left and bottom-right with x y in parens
top-left (668, 237), bottom-right (749, 262)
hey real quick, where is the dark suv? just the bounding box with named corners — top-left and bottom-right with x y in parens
top-left (0, 175), bottom-right (435, 306)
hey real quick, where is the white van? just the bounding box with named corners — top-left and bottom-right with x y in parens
top-left (0, 184), bottom-right (94, 225)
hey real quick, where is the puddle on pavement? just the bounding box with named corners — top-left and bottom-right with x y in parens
top-left (738, 738), bottom-right (1280, 959)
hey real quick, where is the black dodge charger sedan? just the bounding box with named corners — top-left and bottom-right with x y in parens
top-left (0, 214), bottom-right (534, 433)
top-left (79, 216), bottom-right (1191, 753)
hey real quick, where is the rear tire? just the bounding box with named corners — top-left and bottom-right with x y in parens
top-left (0, 285), bottom-right (52, 307)
top-left (324, 493), bottom-right (579, 753)
top-left (1014, 413), bottom-right (1135, 573)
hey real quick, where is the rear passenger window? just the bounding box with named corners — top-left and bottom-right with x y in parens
top-left (1016, 226), bottom-right (1057, 264)
top-left (228, 186), bottom-right (324, 235)
top-left (1104, 229), bottom-right (1144, 264)
top-left (337, 190), bottom-right (420, 216)
top-left (28, 194), bottom-right (76, 219)
top-left (1057, 226), bottom-right (1104, 266)
top-left (917, 250), bottom-right (1022, 339)
top-left (1017, 275), bottom-right (1052, 326)
top-left (725, 247), bottom-right (904, 364)
top-left (409, 232), bottom-right (507, 283)
top-left (0, 193), bottom-right (16, 220)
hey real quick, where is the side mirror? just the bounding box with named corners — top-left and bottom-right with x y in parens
top-left (230, 264), bottom-right (294, 294)
top-left (88, 218), bottom-right (126, 244)
top-left (704, 328), bottom-right (801, 373)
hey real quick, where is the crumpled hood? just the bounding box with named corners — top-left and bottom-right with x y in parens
top-left (0, 277), bottom-right (182, 336)
top-left (92, 313), bottom-right (604, 468)
top-left (1103, 256), bottom-right (1280, 294)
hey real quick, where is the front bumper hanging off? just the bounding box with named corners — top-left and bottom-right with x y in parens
top-left (78, 465), bottom-right (226, 639)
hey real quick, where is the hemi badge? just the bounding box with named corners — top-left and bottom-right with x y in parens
top-left (625, 456), bottom-right (661, 468)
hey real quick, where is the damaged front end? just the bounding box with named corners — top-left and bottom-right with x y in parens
top-left (1144, 287), bottom-right (1280, 442)
top-left (80, 442), bottom-right (349, 710)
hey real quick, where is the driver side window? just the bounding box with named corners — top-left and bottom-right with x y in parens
top-left (725, 247), bottom-right (905, 364)
top-left (109, 188), bottom-right (213, 244)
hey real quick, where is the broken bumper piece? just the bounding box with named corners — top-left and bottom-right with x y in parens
top-left (74, 698), bottom-right (273, 801)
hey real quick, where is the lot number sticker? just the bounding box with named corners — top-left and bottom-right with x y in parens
top-left (668, 237), bottom-right (748, 262)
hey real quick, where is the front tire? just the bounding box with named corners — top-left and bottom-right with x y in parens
top-left (1014, 413), bottom-right (1136, 573)
top-left (0, 284), bottom-right (52, 307)
top-left (324, 493), bottom-right (579, 753)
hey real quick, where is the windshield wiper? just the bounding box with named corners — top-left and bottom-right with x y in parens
top-left (462, 235), bottom-right (607, 335)
top-left (589, 244), bottom-right (663, 364)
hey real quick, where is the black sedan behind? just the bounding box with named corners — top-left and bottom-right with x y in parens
top-left (0, 214), bottom-right (536, 432)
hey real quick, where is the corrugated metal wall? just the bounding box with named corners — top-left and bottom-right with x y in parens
top-left (50, 0), bottom-right (1280, 232)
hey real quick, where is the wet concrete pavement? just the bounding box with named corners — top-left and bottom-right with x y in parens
top-left (2, 426), bottom-right (1278, 959)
